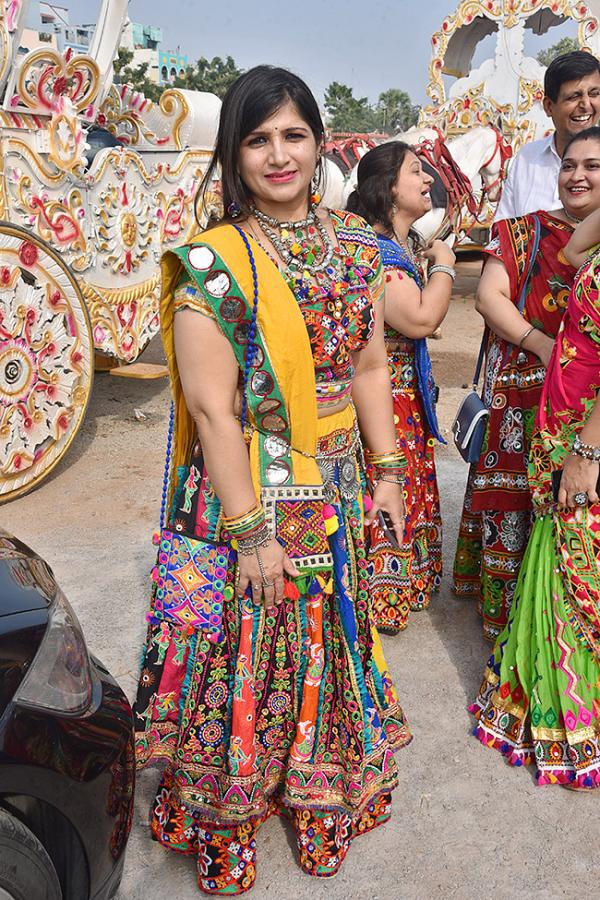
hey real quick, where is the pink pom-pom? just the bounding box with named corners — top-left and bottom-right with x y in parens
top-left (363, 494), bottom-right (373, 512)
top-left (537, 774), bottom-right (549, 786)
top-left (322, 503), bottom-right (337, 520)
top-left (152, 531), bottom-right (161, 546)
top-left (151, 566), bottom-right (159, 583)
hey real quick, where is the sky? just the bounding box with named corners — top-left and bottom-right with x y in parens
top-left (75, 0), bottom-right (578, 105)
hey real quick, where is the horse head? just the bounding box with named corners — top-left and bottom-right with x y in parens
top-left (478, 126), bottom-right (512, 203)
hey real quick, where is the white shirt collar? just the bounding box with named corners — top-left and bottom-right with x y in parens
top-left (541, 132), bottom-right (560, 160)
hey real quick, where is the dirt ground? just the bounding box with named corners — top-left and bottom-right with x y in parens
top-left (3, 258), bottom-right (599, 900)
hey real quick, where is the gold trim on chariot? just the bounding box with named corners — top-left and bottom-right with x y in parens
top-left (79, 272), bottom-right (161, 306)
top-left (7, 138), bottom-right (69, 184)
top-left (159, 90), bottom-right (190, 151)
top-left (16, 49), bottom-right (101, 113)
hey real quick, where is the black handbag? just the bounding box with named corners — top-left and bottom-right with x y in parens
top-left (451, 339), bottom-right (489, 463)
top-left (452, 214), bottom-right (541, 463)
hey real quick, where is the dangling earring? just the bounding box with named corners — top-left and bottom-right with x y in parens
top-left (311, 171), bottom-right (321, 206)
top-left (227, 201), bottom-right (241, 218)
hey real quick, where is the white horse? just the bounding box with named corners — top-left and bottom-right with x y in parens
top-left (336, 125), bottom-right (509, 243)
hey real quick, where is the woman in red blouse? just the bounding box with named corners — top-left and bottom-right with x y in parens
top-left (454, 128), bottom-right (600, 640)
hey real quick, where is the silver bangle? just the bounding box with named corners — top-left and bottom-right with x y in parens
top-left (429, 264), bottom-right (456, 281)
top-left (235, 524), bottom-right (273, 556)
top-left (572, 434), bottom-right (600, 462)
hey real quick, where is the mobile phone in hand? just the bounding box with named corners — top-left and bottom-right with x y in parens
top-left (364, 476), bottom-right (401, 549)
top-left (376, 509), bottom-right (400, 549)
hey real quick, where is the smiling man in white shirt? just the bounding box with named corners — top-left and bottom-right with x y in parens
top-left (495, 51), bottom-right (600, 220)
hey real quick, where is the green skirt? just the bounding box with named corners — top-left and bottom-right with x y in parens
top-left (470, 510), bottom-right (600, 788)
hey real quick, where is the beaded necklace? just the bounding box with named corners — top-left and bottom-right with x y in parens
top-left (251, 206), bottom-right (363, 303)
top-left (253, 205), bottom-right (336, 276)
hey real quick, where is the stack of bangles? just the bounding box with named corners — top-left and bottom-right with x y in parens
top-left (222, 502), bottom-right (274, 587)
top-left (366, 449), bottom-right (407, 485)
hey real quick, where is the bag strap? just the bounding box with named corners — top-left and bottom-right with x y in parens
top-left (517, 213), bottom-right (540, 314)
top-left (471, 327), bottom-right (488, 389)
top-left (160, 402), bottom-right (175, 530)
top-left (159, 226), bottom-right (259, 528)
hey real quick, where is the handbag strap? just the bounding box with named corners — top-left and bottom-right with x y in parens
top-left (160, 402), bottom-right (175, 530)
top-left (471, 327), bottom-right (488, 389)
top-left (517, 213), bottom-right (540, 314)
top-left (159, 226), bottom-right (260, 528)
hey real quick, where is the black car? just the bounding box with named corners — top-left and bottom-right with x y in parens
top-left (0, 530), bottom-right (135, 900)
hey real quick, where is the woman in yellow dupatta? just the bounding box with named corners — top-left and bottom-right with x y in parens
top-left (134, 65), bottom-right (410, 894)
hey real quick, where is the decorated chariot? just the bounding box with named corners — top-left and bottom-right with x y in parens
top-left (0, 0), bottom-right (221, 503)
top-left (416, 0), bottom-right (600, 234)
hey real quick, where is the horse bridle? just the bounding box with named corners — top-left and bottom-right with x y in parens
top-left (415, 126), bottom-right (512, 238)
top-left (477, 126), bottom-right (513, 203)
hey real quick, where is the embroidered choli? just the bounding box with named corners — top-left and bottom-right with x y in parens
top-left (174, 210), bottom-right (383, 410)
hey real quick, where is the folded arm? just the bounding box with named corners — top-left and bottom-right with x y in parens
top-left (475, 257), bottom-right (554, 366)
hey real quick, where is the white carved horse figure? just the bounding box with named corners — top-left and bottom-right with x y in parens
top-left (336, 125), bottom-right (511, 243)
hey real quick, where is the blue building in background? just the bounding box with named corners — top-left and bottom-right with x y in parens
top-left (158, 50), bottom-right (188, 84)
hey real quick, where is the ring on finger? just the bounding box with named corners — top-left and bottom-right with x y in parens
top-left (252, 582), bottom-right (262, 590)
top-left (574, 491), bottom-right (588, 506)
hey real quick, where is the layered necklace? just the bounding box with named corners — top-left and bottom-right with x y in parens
top-left (251, 205), bottom-right (361, 304)
top-left (253, 205), bottom-right (335, 276)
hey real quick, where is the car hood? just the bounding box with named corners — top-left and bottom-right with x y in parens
top-left (0, 530), bottom-right (56, 616)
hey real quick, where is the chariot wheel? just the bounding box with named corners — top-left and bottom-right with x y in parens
top-left (0, 222), bottom-right (93, 504)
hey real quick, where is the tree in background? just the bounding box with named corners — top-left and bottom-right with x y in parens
top-left (324, 82), bottom-right (378, 132)
top-left (375, 88), bottom-right (419, 134)
top-left (536, 36), bottom-right (579, 67)
top-left (173, 56), bottom-right (243, 98)
top-left (325, 81), bottom-right (420, 134)
top-left (112, 47), bottom-right (163, 101)
top-left (113, 49), bottom-right (242, 102)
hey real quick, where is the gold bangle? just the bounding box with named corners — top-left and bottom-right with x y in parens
top-left (366, 449), bottom-right (404, 465)
top-left (222, 502), bottom-right (266, 537)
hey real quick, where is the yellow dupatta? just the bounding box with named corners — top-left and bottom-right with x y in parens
top-left (160, 223), bottom-right (321, 502)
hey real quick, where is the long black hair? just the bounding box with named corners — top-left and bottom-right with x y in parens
top-left (346, 141), bottom-right (415, 235)
top-left (195, 65), bottom-right (325, 225)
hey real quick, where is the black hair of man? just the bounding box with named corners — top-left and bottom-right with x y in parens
top-left (544, 50), bottom-right (600, 103)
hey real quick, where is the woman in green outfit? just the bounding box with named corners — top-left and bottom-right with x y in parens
top-left (470, 129), bottom-right (600, 788)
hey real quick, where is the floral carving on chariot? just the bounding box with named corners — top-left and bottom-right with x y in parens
top-left (421, 0), bottom-right (600, 146)
top-left (11, 47), bottom-right (100, 119)
top-left (97, 181), bottom-right (155, 276)
top-left (97, 84), bottom-right (191, 150)
top-left (156, 162), bottom-right (207, 246)
top-left (0, 229), bottom-right (92, 500)
top-left (80, 276), bottom-right (161, 363)
top-left (6, 157), bottom-right (88, 261)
